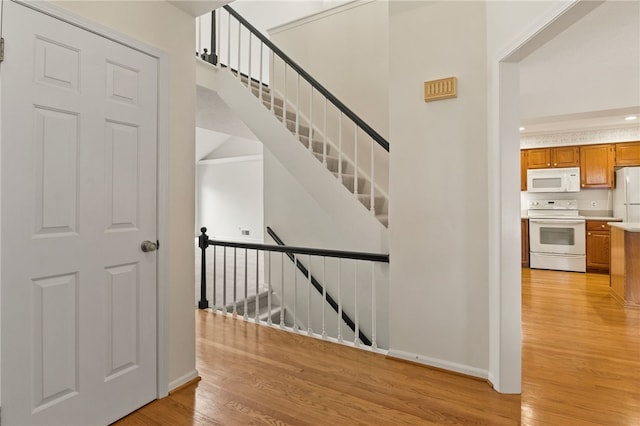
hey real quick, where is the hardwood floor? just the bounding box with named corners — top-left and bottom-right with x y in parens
top-left (115, 269), bottom-right (640, 425)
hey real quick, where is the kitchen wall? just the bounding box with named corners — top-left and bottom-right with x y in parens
top-left (521, 189), bottom-right (613, 216)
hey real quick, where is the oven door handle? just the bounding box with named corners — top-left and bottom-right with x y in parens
top-left (529, 219), bottom-right (585, 226)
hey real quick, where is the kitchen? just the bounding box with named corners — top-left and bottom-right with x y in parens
top-left (520, 142), bottom-right (640, 306)
top-left (518, 1), bottom-right (639, 307)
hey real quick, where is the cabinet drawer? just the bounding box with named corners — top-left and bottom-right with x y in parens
top-left (586, 221), bottom-right (610, 231)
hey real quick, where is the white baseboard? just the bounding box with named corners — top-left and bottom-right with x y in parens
top-left (168, 369), bottom-right (200, 393)
top-left (387, 349), bottom-right (488, 380)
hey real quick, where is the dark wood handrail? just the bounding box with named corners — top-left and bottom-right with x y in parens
top-left (223, 5), bottom-right (390, 152)
top-left (266, 226), bottom-right (374, 346)
top-left (205, 228), bottom-right (389, 263)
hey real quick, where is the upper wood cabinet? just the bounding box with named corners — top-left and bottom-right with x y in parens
top-left (521, 150), bottom-right (528, 191)
top-left (580, 144), bottom-right (615, 188)
top-left (526, 146), bottom-right (579, 169)
top-left (615, 141), bottom-right (640, 166)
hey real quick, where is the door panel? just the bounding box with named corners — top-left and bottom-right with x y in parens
top-left (2, 2), bottom-right (158, 424)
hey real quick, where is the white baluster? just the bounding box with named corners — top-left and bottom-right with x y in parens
top-left (247, 33), bottom-right (252, 89)
top-left (322, 257), bottom-right (327, 339)
top-left (370, 137), bottom-right (375, 214)
top-left (337, 259), bottom-right (342, 342)
top-left (233, 247), bottom-right (237, 316)
top-left (307, 254), bottom-right (312, 336)
top-left (216, 10), bottom-right (220, 67)
top-left (237, 22), bottom-right (241, 80)
top-left (244, 248), bottom-right (248, 320)
top-left (227, 13), bottom-right (231, 69)
top-left (259, 42), bottom-right (263, 101)
top-left (323, 98), bottom-right (327, 165)
top-left (308, 86), bottom-right (313, 153)
top-left (354, 260), bottom-right (359, 346)
top-left (270, 51), bottom-right (274, 112)
top-left (212, 245), bottom-right (217, 311)
top-left (283, 65), bottom-right (287, 128)
top-left (338, 112), bottom-right (343, 183)
top-left (354, 126), bottom-right (359, 196)
top-left (293, 254), bottom-right (298, 331)
top-left (280, 252), bottom-right (285, 328)
top-left (222, 246), bottom-right (227, 314)
top-left (295, 74), bottom-right (300, 138)
top-left (267, 251), bottom-right (272, 325)
top-left (371, 262), bottom-right (377, 350)
top-left (196, 16), bottom-right (201, 56)
top-left (255, 249), bottom-right (260, 322)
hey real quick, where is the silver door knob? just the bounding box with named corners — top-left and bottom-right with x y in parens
top-left (141, 240), bottom-right (158, 252)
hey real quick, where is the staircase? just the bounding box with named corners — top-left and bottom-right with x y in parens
top-left (225, 289), bottom-right (296, 327)
top-left (239, 72), bottom-right (389, 227)
top-left (201, 6), bottom-right (390, 228)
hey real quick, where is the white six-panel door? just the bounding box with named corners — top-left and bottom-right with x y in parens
top-left (1, 2), bottom-right (158, 424)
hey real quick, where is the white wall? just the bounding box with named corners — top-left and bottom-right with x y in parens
top-left (269, 0), bottom-right (389, 140)
top-left (55, 0), bottom-right (197, 391)
top-left (388, 1), bottom-right (490, 378)
top-left (196, 158), bottom-right (264, 242)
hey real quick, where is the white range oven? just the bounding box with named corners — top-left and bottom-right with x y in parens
top-left (528, 199), bottom-right (586, 273)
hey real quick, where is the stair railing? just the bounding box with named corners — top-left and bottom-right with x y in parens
top-left (196, 6), bottom-right (390, 224)
top-left (198, 227), bottom-right (389, 350)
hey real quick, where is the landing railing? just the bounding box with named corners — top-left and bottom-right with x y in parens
top-left (198, 227), bottom-right (389, 350)
top-left (196, 6), bottom-right (390, 225)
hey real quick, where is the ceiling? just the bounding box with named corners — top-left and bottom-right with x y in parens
top-left (518, 1), bottom-right (640, 135)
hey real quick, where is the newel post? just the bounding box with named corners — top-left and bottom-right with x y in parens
top-left (198, 227), bottom-right (210, 309)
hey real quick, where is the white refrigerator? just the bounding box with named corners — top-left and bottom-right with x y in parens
top-left (613, 167), bottom-right (640, 222)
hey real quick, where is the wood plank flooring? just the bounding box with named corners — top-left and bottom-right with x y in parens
top-left (115, 269), bottom-right (640, 425)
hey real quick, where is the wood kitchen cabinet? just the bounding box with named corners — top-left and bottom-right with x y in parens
top-left (526, 146), bottom-right (580, 169)
top-left (521, 150), bottom-right (528, 191)
top-left (610, 225), bottom-right (640, 307)
top-left (586, 220), bottom-right (612, 273)
top-left (579, 144), bottom-right (615, 188)
top-left (522, 219), bottom-right (529, 268)
top-left (615, 141), bottom-right (640, 166)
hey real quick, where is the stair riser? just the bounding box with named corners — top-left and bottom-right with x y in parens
top-left (357, 196), bottom-right (388, 214)
top-left (285, 120), bottom-right (312, 137)
top-left (261, 96), bottom-right (285, 109)
top-left (313, 153), bottom-right (350, 174)
top-left (337, 174), bottom-right (369, 194)
top-left (299, 136), bottom-right (338, 157)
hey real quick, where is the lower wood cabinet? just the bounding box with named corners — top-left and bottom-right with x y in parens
top-left (586, 220), bottom-right (613, 273)
top-left (522, 219), bottom-right (529, 268)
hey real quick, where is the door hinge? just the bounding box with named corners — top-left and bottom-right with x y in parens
top-left (0, 38), bottom-right (5, 63)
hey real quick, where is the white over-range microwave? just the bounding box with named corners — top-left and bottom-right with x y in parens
top-left (527, 167), bottom-right (580, 193)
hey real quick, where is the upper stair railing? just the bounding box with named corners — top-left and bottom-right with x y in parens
top-left (197, 6), bottom-right (390, 226)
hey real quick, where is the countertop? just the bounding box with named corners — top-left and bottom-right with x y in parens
top-left (609, 222), bottom-right (640, 233)
top-left (520, 212), bottom-right (623, 221)
top-left (584, 216), bottom-right (623, 221)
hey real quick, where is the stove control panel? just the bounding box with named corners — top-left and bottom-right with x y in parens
top-left (528, 199), bottom-right (577, 210)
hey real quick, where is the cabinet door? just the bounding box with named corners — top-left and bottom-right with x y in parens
top-left (553, 146), bottom-right (580, 167)
top-left (586, 231), bottom-right (610, 272)
top-left (615, 141), bottom-right (640, 166)
top-left (522, 219), bottom-right (529, 267)
top-left (527, 148), bottom-right (552, 169)
top-left (521, 150), bottom-right (528, 191)
top-left (580, 144), bottom-right (615, 188)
